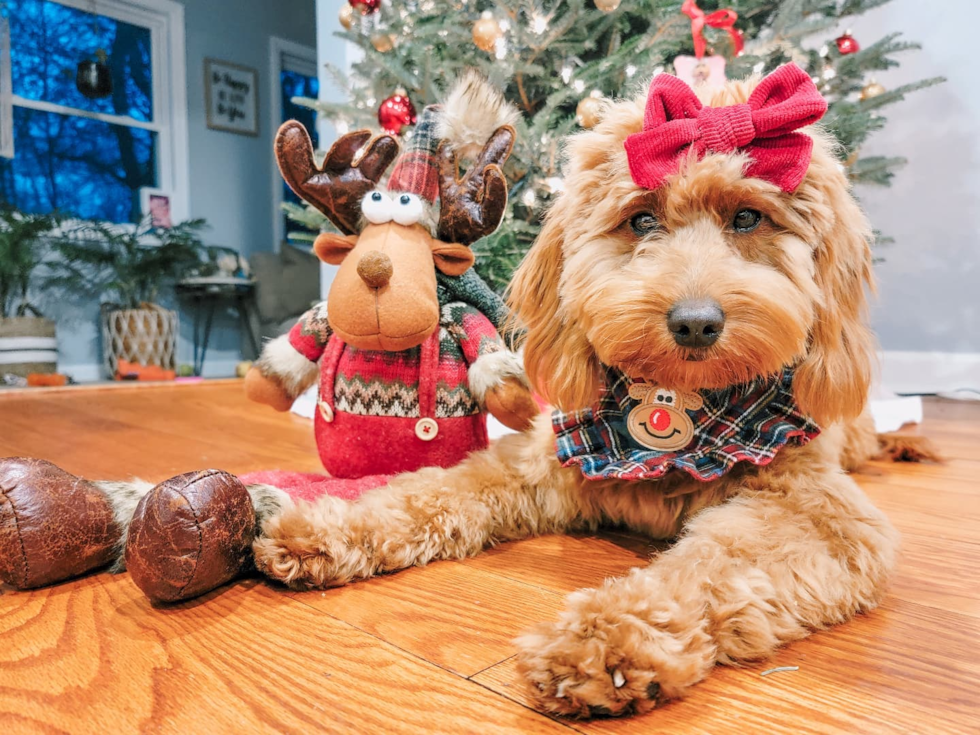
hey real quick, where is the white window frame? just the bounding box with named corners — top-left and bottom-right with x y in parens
top-left (269, 36), bottom-right (317, 251)
top-left (4, 0), bottom-right (189, 223)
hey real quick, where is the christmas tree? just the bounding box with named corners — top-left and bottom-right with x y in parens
top-left (287, 0), bottom-right (942, 292)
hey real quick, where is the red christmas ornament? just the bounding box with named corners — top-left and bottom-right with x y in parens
top-left (835, 32), bottom-right (860, 55)
top-left (378, 92), bottom-right (417, 135)
top-left (349, 0), bottom-right (381, 15)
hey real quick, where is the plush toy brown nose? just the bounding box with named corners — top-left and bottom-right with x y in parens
top-left (667, 298), bottom-right (725, 348)
top-left (356, 250), bottom-right (393, 289)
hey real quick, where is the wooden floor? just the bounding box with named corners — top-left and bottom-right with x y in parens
top-left (0, 382), bottom-right (977, 734)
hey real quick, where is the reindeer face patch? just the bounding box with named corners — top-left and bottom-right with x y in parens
top-left (626, 384), bottom-right (704, 452)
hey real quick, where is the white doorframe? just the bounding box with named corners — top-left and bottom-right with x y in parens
top-left (269, 36), bottom-right (317, 251)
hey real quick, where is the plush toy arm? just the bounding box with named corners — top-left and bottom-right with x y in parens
top-left (449, 303), bottom-right (539, 431)
top-left (247, 300), bottom-right (331, 408)
top-left (245, 334), bottom-right (320, 412)
top-left (471, 352), bottom-right (539, 431)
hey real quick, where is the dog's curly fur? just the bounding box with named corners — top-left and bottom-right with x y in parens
top-left (252, 77), bottom-right (899, 719)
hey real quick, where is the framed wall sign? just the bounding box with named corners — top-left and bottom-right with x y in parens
top-left (205, 58), bottom-right (258, 136)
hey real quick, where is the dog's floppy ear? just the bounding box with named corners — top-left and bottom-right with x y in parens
top-left (792, 155), bottom-right (876, 426)
top-left (507, 194), bottom-right (602, 410)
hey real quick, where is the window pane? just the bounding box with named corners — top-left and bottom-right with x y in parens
top-left (9, 0), bottom-right (153, 123)
top-left (281, 69), bottom-right (319, 241)
top-left (0, 106), bottom-right (157, 222)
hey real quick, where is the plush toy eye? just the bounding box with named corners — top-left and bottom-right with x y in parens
top-left (391, 192), bottom-right (423, 226)
top-left (361, 190), bottom-right (393, 224)
top-left (630, 212), bottom-right (660, 237)
top-left (733, 209), bottom-right (763, 233)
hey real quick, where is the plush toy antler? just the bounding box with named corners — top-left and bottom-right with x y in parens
top-left (275, 123), bottom-right (400, 235)
top-left (436, 125), bottom-right (514, 245)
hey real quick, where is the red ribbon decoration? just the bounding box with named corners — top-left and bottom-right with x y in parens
top-left (624, 63), bottom-right (828, 193)
top-left (681, 0), bottom-right (744, 59)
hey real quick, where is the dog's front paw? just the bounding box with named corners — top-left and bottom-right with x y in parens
top-left (515, 588), bottom-right (713, 718)
top-left (252, 496), bottom-right (370, 589)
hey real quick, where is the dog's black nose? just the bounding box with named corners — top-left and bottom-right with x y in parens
top-left (667, 298), bottom-right (725, 348)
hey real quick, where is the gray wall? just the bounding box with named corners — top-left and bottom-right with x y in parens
top-left (56, 0), bottom-right (317, 378)
top-left (848, 0), bottom-right (979, 353)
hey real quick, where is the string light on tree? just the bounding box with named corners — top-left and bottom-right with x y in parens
top-left (377, 90), bottom-right (417, 135)
top-left (576, 90), bottom-right (604, 129)
top-left (472, 12), bottom-right (502, 52)
top-left (835, 30), bottom-right (860, 55)
top-left (595, 0), bottom-right (622, 12)
top-left (860, 79), bottom-right (886, 100)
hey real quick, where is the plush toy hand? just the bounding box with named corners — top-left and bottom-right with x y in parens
top-left (244, 367), bottom-right (294, 412)
top-left (485, 377), bottom-right (540, 432)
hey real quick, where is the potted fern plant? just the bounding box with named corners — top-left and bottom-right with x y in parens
top-left (49, 218), bottom-right (207, 378)
top-left (0, 209), bottom-right (64, 377)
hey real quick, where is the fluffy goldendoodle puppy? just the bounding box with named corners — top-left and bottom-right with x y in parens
top-left (252, 65), bottom-right (901, 717)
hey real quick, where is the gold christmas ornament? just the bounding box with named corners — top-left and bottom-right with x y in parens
top-left (339, 3), bottom-right (354, 30)
top-left (576, 92), bottom-right (604, 129)
top-left (472, 16), bottom-right (502, 52)
top-left (595, 0), bottom-right (622, 12)
top-left (860, 80), bottom-right (886, 101)
top-left (371, 33), bottom-right (397, 53)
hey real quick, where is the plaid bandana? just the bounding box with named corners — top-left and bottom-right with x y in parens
top-left (553, 368), bottom-right (820, 483)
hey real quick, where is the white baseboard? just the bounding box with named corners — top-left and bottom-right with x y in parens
top-left (59, 358), bottom-right (242, 383)
top-left (880, 351), bottom-right (980, 395)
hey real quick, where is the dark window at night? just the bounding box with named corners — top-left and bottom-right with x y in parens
top-left (0, 0), bottom-right (157, 222)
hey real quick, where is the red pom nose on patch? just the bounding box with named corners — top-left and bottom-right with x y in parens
top-left (649, 409), bottom-right (672, 432)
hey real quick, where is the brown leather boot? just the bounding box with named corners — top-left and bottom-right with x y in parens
top-left (125, 470), bottom-right (255, 604)
top-left (0, 458), bottom-right (122, 589)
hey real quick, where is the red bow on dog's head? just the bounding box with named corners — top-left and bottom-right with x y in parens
top-left (624, 63), bottom-right (828, 193)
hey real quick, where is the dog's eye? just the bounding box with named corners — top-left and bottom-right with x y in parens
top-left (733, 209), bottom-right (763, 233)
top-left (629, 212), bottom-right (660, 237)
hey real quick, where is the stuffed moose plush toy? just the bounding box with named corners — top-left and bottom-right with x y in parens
top-left (0, 73), bottom-right (537, 604)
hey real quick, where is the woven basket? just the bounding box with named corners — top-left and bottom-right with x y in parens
top-left (101, 304), bottom-right (177, 378)
top-left (0, 317), bottom-right (57, 377)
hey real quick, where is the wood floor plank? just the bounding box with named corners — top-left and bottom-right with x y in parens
top-left (0, 382), bottom-right (322, 480)
top-left (289, 561), bottom-right (566, 677)
top-left (461, 533), bottom-right (665, 596)
top-left (887, 533), bottom-right (980, 618)
top-left (0, 575), bottom-right (574, 735)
